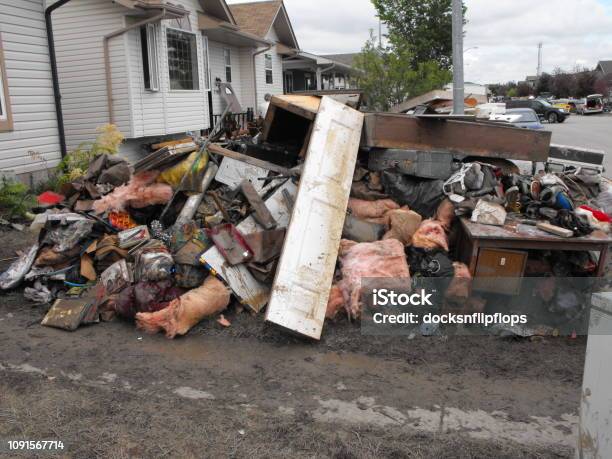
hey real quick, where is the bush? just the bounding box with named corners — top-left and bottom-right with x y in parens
top-left (0, 177), bottom-right (36, 220)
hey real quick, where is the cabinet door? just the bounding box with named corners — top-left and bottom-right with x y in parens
top-left (473, 248), bottom-right (528, 295)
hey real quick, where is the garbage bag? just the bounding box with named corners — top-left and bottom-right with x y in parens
top-left (336, 239), bottom-right (410, 320)
top-left (115, 280), bottom-right (184, 320)
top-left (0, 244), bottom-right (39, 290)
top-left (157, 150), bottom-right (209, 192)
top-left (407, 247), bottom-right (454, 278)
top-left (381, 171), bottom-right (445, 218)
top-left (382, 209), bottom-right (422, 246)
top-left (593, 184), bottom-right (612, 217)
top-left (134, 243), bottom-right (174, 282)
top-left (412, 220), bottom-right (449, 251)
top-left (135, 276), bottom-right (230, 339)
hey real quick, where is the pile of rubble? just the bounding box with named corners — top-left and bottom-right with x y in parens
top-left (1, 95), bottom-right (611, 340)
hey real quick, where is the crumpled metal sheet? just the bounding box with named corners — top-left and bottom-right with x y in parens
top-left (0, 244), bottom-right (39, 290)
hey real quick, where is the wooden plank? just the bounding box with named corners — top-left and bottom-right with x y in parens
top-left (269, 95), bottom-right (321, 121)
top-left (241, 180), bottom-right (277, 230)
top-left (265, 97), bottom-right (364, 340)
top-left (362, 113), bottom-right (552, 162)
top-left (536, 222), bottom-right (574, 238)
top-left (207, 143), bottom-right (291, 176)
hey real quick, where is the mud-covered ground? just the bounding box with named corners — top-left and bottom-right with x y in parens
top-left (0, 228), bottom-right (588, 458)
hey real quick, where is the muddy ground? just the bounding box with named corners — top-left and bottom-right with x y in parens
top-left (0, 228), bottom-right (588, 458)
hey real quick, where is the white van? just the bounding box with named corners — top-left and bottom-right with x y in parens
top-left (580, 94), bottom-right (604, 115)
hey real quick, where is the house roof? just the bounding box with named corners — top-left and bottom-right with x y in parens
top-left (228, 1), bottom-right (299, 49)
top-left (597, 60), bottom-right (612, 75)
top-left (320, 53), bottom-right (359, 67)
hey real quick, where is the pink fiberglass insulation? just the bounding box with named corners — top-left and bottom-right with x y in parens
top-left (337, 239), bottom-right (410, 320)
top-left (445, 262), bottom-right (472, 301)
top-left (326, 284), bottom-right (346, 320)
top-left (93, 171), bottom-right (173, 214)
top-left (412, 220), bottom-right (449, 252)
top-left (135, 276), bottom-right (230, 339)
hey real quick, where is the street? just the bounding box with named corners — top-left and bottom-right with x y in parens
top-left (544, 114), bottom-right (612, 172)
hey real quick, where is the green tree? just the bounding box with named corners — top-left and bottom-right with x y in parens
top-left (536, 73), bottom-right (553, 95)
top-left (372, 0), bottom-right (466, 69)
top-left (354, 35), bottom-right (451, 111)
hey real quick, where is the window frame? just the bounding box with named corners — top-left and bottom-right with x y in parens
top-left (0, 33), bottom-right (13, 132)
top-left (264, 53), bottom-right (273, 85)
top-left (223, 48), bottom-right (232, 83)
top-left (140, 24), bottom-right (160, 92)
top-left (166, 27), bottom-right (200, 92)
top-left (201, 35), bottom-right (211, 91)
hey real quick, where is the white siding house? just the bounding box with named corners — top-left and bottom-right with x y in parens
top-left (0, 0), bottom-right (61, 180)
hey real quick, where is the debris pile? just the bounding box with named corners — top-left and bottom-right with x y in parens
top-left (1, 95), bottom-right (611, 341)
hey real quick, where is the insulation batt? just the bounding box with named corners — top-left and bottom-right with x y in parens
top-left (435, 199), bottom-right (456, 230)
top-left (383, 209), bottom-right (422, 246)
top-left (135, 277), bottom-right (230, 339)
top-left (445, 262), bottom-right (472, 301)
top-left (412, 220), bottom-right (449, 252)
top-left (348, 198), bottom-right (400, 221)
top-left (326, 284), bottom-right (346, 320)
top-left (337, 239), bottom-right (410, 320)
top-left (93, 171), bottom-right (173, 214)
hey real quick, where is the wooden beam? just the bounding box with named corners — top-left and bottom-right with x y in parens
top-left (207, 143), bottom-right (292, 176)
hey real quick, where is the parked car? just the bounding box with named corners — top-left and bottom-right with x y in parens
top-left (578, 94), bottom-right (604, 115)
top-left (505, 99), bottom-right (568, 123)
top-left (490, 108), bottom-right (544, 130)
top-left (551, 99), bottom-right (573, 114)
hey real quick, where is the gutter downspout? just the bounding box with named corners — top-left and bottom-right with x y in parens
top-left (252, 43), bottom-right (272, 116)
top-left (104, 9), bottom-right (166, 124)
top-left (45, 0), bottom-right (73, 159)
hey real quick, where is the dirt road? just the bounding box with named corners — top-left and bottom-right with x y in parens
top-left (0, 228), bottom-right (585, 458)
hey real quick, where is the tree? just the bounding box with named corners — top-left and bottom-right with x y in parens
top-left (516, 82), bottom-right (532, 97)
top-left (536, 73), bottom-right (553, 95)
top-left (551, 68), bottom-right (577, 98)
top-left (574, 68), bottom-right (597, 98)
top-left (354, 34), bottom-right (451, 111)
top-left (594, 77), bottom-right (610, 97)
top-left (372, 0), bottom-right (466, 70)
top-left (506, 87), bottom-right (518, 98)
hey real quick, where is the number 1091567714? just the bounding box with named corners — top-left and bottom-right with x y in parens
top-left (5, 440), bottom-right (65, 451)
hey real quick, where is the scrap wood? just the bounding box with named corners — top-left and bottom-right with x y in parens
top-left (241, 180), bottom-right (277, 230)
top-left (537, 222), bottom-right (574, 238)
top-left (207, 143), bottom-right (292, 176)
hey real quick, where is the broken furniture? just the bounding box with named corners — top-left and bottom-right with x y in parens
top-left (457, 218), bottom-right (612, 289)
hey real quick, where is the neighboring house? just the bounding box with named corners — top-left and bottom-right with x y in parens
top-left (283, 51), bottom-right (358, 93)
top-left (227, 0), bottom-right (299, 115)
top-left (525, 75), bottom-right (538, 90)
top-left (595, 60), bottom-right (612, 98)
top-left (0, 0), bottom-right (62, 180)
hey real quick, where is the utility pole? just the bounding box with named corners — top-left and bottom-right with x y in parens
top-left (537, 42), bottom-right (543, 77)
top-left (452, 0), bottom-right (464, 114)
top-left (378, 17), bottom-right (382, 49)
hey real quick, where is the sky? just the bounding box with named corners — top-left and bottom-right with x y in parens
top-left (227, 0), bottom-right (612, 84)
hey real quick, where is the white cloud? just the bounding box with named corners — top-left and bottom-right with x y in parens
top-left (227, 0), bottom-right (612, 83)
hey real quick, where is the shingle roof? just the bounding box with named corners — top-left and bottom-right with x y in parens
top-left (597, 60), bottom-right (612, 75)
top-left (321, 53), bottom-right (359, 67)
top-left (228, 1), bottom-right (282, 39)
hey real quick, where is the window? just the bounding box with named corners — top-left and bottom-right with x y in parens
top-left (265, 54), bottom-right (273, 84)
top-left (140, 24), bottom-right (159, 91)
top-left (223, 48), bottom-right (232, 83)
top-left (167, 28), bottom-right (199, 90)
top-left (0, 34), bottom-right (13, 132)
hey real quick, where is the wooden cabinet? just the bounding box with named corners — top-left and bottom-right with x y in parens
top-left (472, 248), bottom-right (528, 295)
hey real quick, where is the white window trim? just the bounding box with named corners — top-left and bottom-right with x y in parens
top-left (223, 47), bottom-right (232, 83)
top-left (142, 23), bottom-right (160, 92)
top-left (166, 27), bottom-right (201, 93)
top-left (202, 35), bottom-right (211, 91)
top-left (0, 64), bottom-right (7, 121)
top-left (264, 53), bottom-right (273, 85)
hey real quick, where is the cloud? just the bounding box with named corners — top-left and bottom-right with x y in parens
top-left (227, 0), bottom-right (612, 83)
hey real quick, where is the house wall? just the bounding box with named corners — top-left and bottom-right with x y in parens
top-left (208, 40), bottom-right (243, 116)
top-left (0, 0), bottom-right (62, 177)
top-left (127, 0), bottom-right (211, 151)
top-left (253, 27), bottom-right (283, 115)
top-left (52, 0), bottom-right (131, 152)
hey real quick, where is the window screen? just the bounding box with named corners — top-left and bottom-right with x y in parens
top-left (265, 54), bottom-right (273, 84)
top-left (167, 29), bottom-right (199, 90)
top-left (224, 48), bottom-right (232, 83)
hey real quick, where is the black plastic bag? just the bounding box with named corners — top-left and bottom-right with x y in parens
top-left (381, 171), bottom-right (445, 218)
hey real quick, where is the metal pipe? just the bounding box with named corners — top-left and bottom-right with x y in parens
top-left (45, 0), bottom-right (73, 158)
top-left (104, 9), bottom-right (166, 124)
top-left (451, 0), bottom-right (464, 114)
top-left (252, 43), bottom-right (272, 116)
